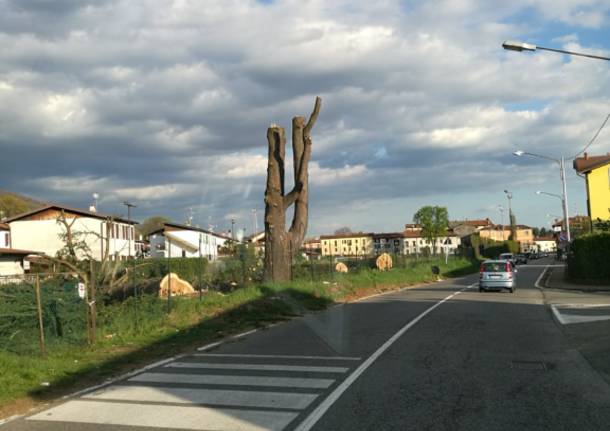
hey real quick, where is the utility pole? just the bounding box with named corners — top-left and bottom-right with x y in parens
top-left (251, 209), bottom-right (258, 235)
top-left (231, 218), bottom-right (236, 241)
top-left (123, 201), bottom-right (137, 327)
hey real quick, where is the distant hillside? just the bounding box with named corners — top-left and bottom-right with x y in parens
top-left (0, 190), bottom-right (45, 220)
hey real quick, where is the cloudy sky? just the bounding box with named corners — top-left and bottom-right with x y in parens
top-left (1, 0), bottom-right (609, 236)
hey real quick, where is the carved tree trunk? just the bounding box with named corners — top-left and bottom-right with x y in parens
top-left (264, 97), bottom-right (321, 282)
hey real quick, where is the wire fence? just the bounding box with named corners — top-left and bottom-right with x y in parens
top-left (0, 273), bottom-right (86, 356)
top-left (0, 247), bottom-right (469, 357)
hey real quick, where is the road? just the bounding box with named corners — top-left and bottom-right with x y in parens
top-left (4, 260), bottom-right (610, 430)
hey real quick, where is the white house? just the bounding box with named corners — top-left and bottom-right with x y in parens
top-left (6, 204), bottom-right (136, 261)
top-left (148, 222), bottom-right (229, 261)
top-left (0, 223), bottom-right (10, 248)
top-left (402, 230), bottom-right (461, 256)
top-left (0, 248), bottom-right (37, 278)
top-left (534, 237), bottom-right (557, 253)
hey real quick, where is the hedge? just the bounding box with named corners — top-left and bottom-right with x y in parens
top-left (567, 233), bottom-right (610, 282)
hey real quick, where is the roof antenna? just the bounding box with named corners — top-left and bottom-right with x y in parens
top-left (90, 193), bottom-right (99, 213)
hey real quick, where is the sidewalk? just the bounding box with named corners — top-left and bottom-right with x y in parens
top-left (544, 265), bottom-right (610, 292)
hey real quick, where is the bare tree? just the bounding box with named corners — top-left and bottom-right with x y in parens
top-left (264, 97), bottom-right (321, 282)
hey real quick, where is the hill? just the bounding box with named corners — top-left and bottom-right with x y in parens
top-left (0, 190), bottom-right (45, 220)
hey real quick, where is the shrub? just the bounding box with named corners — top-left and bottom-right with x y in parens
top-left (567, 233), bottom-right (610, 282)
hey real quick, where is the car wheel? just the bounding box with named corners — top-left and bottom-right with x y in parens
top-left (479, 287), bottom-right (484, 292)
top-left (508, 288), bottom-right (514, 293)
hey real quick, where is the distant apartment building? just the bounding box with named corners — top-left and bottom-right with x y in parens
top-left (6, 204), bottom-right (136, 260)
top-left (320, 232), bottom-right (373, 257)
top-left (302, 238), bottom-right (321, 259)
top-left (373, 233), bottom-right (403, 254)
top-left (478, 225), bottom-right (534, 252)
top-left (148, 222), bottom-right (228, 261)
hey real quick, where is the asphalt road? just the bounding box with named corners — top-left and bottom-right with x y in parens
top-left (4, 260), bottom-right (610, 430)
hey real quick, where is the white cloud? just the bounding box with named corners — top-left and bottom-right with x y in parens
top-left (2, 0), bottom-right (609, 232)
top-left (310, 163), bottom-right (369, 186)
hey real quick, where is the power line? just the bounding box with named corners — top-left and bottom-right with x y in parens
top-left (571, 112), bottom-right (610, 160)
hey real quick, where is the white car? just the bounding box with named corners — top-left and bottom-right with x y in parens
top-left (479, 259), bottom-right (517, 293)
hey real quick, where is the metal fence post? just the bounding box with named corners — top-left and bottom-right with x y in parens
top-left (167, 239), bottom-right (172, 314)
top-left (34, 274), bottom-right (46, 357)
top-left (89, 264), bottom-right (97, 344)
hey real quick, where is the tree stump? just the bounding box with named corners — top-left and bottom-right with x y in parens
top-left (335, 262), bottom-right (348, 273)
top-left (264, 97), bottom-right (321, 282)
top-left (376, 253), bottom-right (393, 271)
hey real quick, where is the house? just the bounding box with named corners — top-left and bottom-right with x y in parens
top-left (302, 238), bottom-right (321, 259)
top-left (0, 248), bottom-right (37, 277)
top-left (320, 232), bottom-right (374, 257)
top-left (573, 153), bottom-right (610, 222)
top-left (135, 238), bottom-right (150, 258)
top-left (0, 223), bottom-right (10, 248)
top-left (148, 222), bottom-right (228, 261)
top-left (450, 218), bottom-right (493, 239)
top-left (551, 215), bottom-right (592, 237)
top-left (478, 224), bottom-right (534, 252)
top-left (5, 204), bottom-right (137, 260)
top-left (245, 231), bottom-right (265, 256)
top-left (401, 230), bottom-right (461, 256)
top-left (534, 237), bottom-right (557, 253)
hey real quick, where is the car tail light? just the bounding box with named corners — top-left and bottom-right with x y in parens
top-left (506, 262), bottom-right (513, 279)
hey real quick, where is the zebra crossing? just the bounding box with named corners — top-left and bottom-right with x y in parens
top-left (26, 353), bottom-right (361, 431)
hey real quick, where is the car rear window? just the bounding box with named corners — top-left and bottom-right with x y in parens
top-left (483, 262), bottom-right (509, 272)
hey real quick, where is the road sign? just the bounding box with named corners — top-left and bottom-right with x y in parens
top-left (558, 233), bottom-right (567, 242)
top-left (77, 282), bottom-right (86, 299)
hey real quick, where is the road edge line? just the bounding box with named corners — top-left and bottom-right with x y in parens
top-left (293, 282), bottom-right (477, 431)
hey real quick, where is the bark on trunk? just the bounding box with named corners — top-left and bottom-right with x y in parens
top-left (264, 97), bottom-right (321, 282)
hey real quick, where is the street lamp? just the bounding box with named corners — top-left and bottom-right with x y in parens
top-left (502, 40), bottom-right (610, 61)
top-left (505, 35), bottom-right (609, 246)
top-left (503, 190), bottom-right (515, 240)
top-left (516, 149), bottom-right (571, 243)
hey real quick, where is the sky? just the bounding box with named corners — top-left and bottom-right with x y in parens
top-left (1, 0), bottom-right (610, 236)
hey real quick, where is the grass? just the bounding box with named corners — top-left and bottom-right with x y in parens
top-left (0, 256), bottom-right (477, 415)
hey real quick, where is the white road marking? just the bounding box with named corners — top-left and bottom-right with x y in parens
top-left (551, 303), bottom-right (610, 325)
top-left (165, 362), bottom-right (349, 373)
top-left (197, 341), bottom-right (223, 351)
top-left (535, 266), bottom-right (549, 289)
top-left (193, 353), bottom-right (361, 361)
top-left (130, 372), bottom-right (335, 389)
top-left (27, 400), bottom-right (297, 431)
top-left (84, 385), bottom-right (317, 410)
top-left (294, 282), bottom-right (477, 431)
top-left (520, 264), bottom-right (565, 268)
top-left (232, 329), bottom-right (259, 339)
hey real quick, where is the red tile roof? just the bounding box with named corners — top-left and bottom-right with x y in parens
top-left (5, 204), bottom-right (137, 225)
top-left (0, 248), bottom-right (40, 256)
top-left (573, 153), bottom-right (610, 173)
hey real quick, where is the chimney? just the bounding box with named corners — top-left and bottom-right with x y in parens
top-left (584, 152), bottom-right (588, 159)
